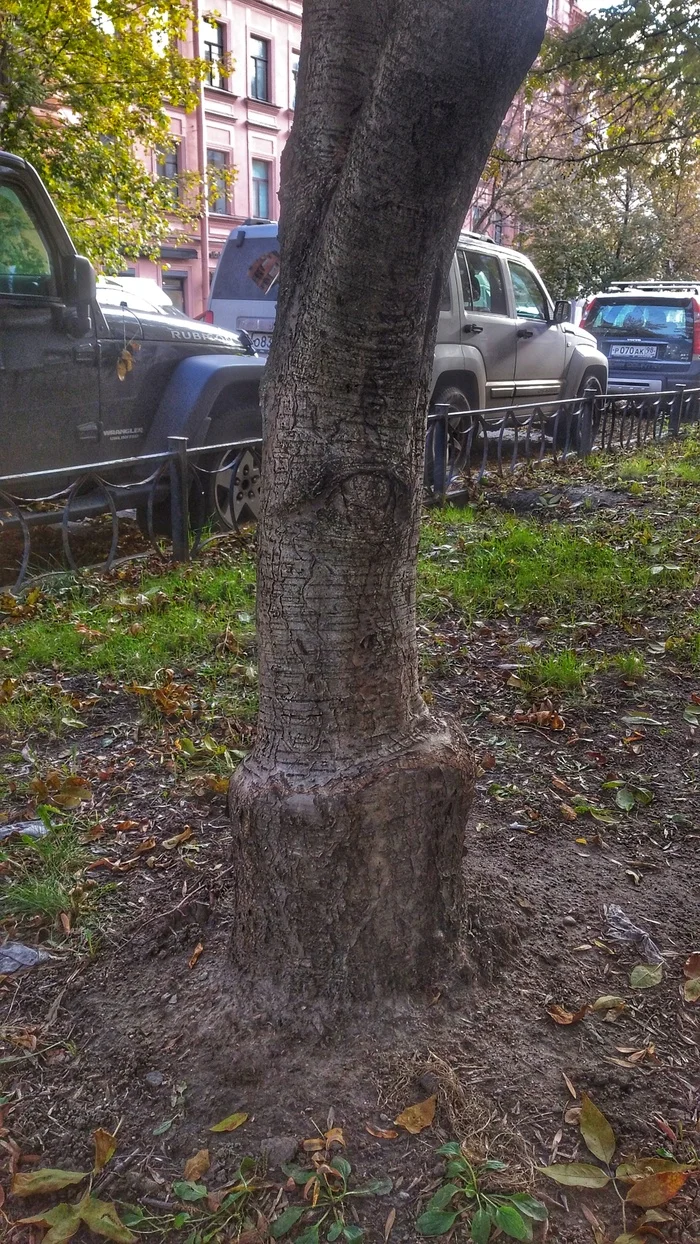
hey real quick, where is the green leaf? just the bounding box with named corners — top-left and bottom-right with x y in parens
top-left (508, 1194), bottom-right (548, 1222)
top-left (471, 1207), bottom-right (492, 1243)
top-left (172, 1213), bottom-right (191, 1229)
top-left (172, 1181), bottom-right (209, 1202)
top-left (12, 1168), bottom-right (88, 1196)
top-left (415, 1209), bottom-right (460, 1236)
top-left (77, 1195), bottom-right (137, 1243)
top-left (342, 1229), bottom-right (364, 1244)
top-left (120, 1209), bottom-right (146, 1228)
top-left (209, 1111), bottom-right (248, 1133)
top-left (270, 1206), bottom-right (306, 1238)
top-left (615, 787), bottom-right (636, 811)
top-left (580, 1093), bottom-right (616, 1163)
top-left (152, 1118), bottom-right (175, 1136)
top-left (281, 1164), bottom-right (315, 1185)
top-left (296, 1226), bottom-right (320, 1244)
top-left (481, 1159), bottom-right (507, 1172)
top-left (495, 1205), bottom-right (532, 1241)
top-left (17, 1203), bottom-right (82, 1244)
top-left (446, 1160), bottom-right (467, 1178)
top-left (537, 1163), bottom-right (610, 1188)
top-left (350, 1177), bottom-right (393, 1197)
top-left (426, 1184), bottom-right (459, 1211)
top-left (327, 1224), bottom-right (344, 1243)
top-left (436, 1142), bottom-right (463, 1157)
top-left (630, 963), bottom-right (663, 989)
top-left (332, 1157), bottom-right (352, 1182)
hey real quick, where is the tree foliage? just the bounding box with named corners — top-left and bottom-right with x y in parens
top-left (0, 0), bottom-right (206, 271)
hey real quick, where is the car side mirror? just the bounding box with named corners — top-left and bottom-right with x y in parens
top-left (553, 298), bottom-right (573, 324)
top-left (64, 254), bottom-right (96, 334)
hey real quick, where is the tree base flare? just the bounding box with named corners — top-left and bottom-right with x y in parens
top-left (228, 718), bottom-right (474, 1004)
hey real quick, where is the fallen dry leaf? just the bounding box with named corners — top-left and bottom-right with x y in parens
top-left (162, 827), bottom-right (194, 850)
top-left (92, 1128), bottom-right (117, 1174)
top-left (324, 1127), bottom-right (345, 1147)
top-left (683, 952), bottom-right (700, 978)
top-left (626, 1170), bottom-right (689, 1207)
top-left (394, 1095), bottom-right (436, 1134)
top-left (184, 1149), bottom-right (210, 1181)
top-left (365, 1124), bottom-right (399, 1140)
top-left (562, 1072), bottom-right (577, 1098)
top-left (188, 943), bottom-right (204, 970)
top-left (384, 1206), bottom-right (396, 1241)
top-left (134, 837), bottom-right (157, 855)
top-left (560, 804), bottom-right (578, 821)
top-left (547, 1003), bottom-right (587, 1026)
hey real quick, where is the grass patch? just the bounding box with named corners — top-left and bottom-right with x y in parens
top-left (2, 555), bottom-right (256, 683)
top-left (418, 507), bottom-right (667, 620)
top-left (609, 651), bottom-right (647, 681)
top-left (0, 813), bottom-right (108, 940)
top-left (0, 683), bottom-right (80, 737)
top-left (524, 648), bottom-right (591, 693)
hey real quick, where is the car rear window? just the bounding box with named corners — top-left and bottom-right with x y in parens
top-left (211, 234), bottom-right (280, 303)
top-left (587, 300), bottom-right (692, 341)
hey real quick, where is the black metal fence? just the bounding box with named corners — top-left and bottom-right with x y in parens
top-left (1, 386), bottom-right (698, 593)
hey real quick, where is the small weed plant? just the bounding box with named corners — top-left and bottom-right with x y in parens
top-left (525, 648), bottom-right (591, 693)
top-left (416, 1143), bottom-right (547, 1240)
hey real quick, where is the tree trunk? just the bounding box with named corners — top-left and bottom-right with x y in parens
top-left (229, 0), bottom-right (547, 1006)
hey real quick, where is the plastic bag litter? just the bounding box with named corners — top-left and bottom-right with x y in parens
top-left (0, 941), bottom-right (52, 974)
top-left (604, 904), bottom-right (663, 964)
top-left (0, 820), bottom-right (48, 842)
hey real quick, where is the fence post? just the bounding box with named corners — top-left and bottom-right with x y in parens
top-left (669, 383), bottom-right (685, 437)
top-left (431, 403), bottom-right (450, 503)
top-left (577, 392), bottom-right (595, 459)
top-left (168, 435), bottom-right (190, 562)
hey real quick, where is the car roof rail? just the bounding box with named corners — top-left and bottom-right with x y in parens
top-left (604, 279), bottom-right (700, 294)
top-left (459, 230), bottom-right (497, 244)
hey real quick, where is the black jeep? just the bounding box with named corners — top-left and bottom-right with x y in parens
top-left (0, 151), bottom-right (265, 530)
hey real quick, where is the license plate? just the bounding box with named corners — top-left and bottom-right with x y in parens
top-left (609, 343), bottom-right (658, 359)
top-left (248, 332), bottom-right (273, 353)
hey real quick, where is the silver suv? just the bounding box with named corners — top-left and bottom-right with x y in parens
top-left (209, 225), bottom-right (607, 415)
top-left (432, 233), bottom-right (607, 417)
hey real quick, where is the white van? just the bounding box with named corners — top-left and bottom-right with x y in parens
top-left (208, 222), bottom-right (280, 353)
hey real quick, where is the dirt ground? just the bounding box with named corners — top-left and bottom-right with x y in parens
top-left (1, 461), bottom-right (699, 1244)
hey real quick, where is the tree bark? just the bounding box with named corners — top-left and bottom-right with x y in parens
top-left (229, 0), bottom-right (547, 1006)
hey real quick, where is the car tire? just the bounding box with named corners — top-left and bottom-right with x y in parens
top-left (135, 443), bottom-right (262, 541)
top-left (425, 385), bottom-right (473, 493)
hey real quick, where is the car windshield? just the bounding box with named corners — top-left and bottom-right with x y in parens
top-left (211, 233), bottom-right (280, 303)
top-left (587, 300), bottom-right (692, 340)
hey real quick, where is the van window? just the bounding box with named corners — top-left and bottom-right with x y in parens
top-left (211, 232), bottom-right (280, 302)
top-left (586, 300), bottom-right (692, 341)
top-left (465, 251), bottom-right (506, 316)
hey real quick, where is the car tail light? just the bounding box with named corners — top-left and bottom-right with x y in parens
top-left (579, 298), bottom-right (597, 329)
top-left (692, 298), bottom-right (700, 359)
top-left (195, 309), bottom-right (214, 323)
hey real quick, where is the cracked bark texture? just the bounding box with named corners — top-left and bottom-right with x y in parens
top-left (229, 0), bottom-right (548, 1004)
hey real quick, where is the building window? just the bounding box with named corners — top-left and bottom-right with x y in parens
top-left (202, 18), bottom-right (226, 89)
top-left (291, 51), bottom-right (299, 108)
top-left (156, 144), bottom-right (180, 205)
top-left (251, 159), bottom-right (271, 219)
top-left (207, 149), bottom-right (228, 214)
top-left (492, 211), bottom-right (503, 245)
top-left (250, 37), bottom-right (270, 101)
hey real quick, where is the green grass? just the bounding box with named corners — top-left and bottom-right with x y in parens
top-left (0, 684), bottom-right (80, 737)
top-left (609, 651), bottom-right (647, 681)
top-left (0, 814), bottom-right (108, 937)
top-left (523, 647), bottom-right (592, 692)
top-left (418, 507), bottom-right (671, 620)
top-left (2, 555), bottom-right (256, 683)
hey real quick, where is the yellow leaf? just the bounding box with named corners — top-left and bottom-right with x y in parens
top-left (18, 1202), bottom-right (82, 1243)
top-left (547, 1003), bottom-right (587, 1025)
top-left (365, 1124), bottom-right (399, 1139)
top-left (394, 1094), bottom-right (436, 1134)
top-left (188, 942), bottom-right (204, 969)
top-left (162, 827), bottom-right (194, 849)
top-left (210, 1110), bottom-right (248, 1133)
top-left (12, 1168), bottom-right (88, 1196)
top-left (591, 995), bottom-right (626, 1013)
top-left (324, 1127), bottom-right (345, 1147)
top-left (538, 1162), bottom-right (610, 1189)
top-left (580, 1093), bottom-right (616, 1163)
top-left (302, 1138), bottom-right (325, 1152)
top-left (92, 1128), bottom-right (117, 1174)
top-left (683, 977), bottom-right (700, 1003)
top-left (184, 1149), bottom-right (210, 1181)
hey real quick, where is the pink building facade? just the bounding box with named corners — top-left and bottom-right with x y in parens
top-left (132, 0), bottom-right (302, 318)
top-left (133, 0), bottom-right (583, 317)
